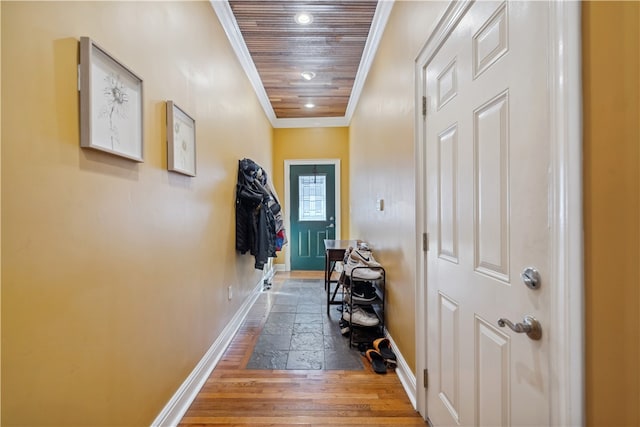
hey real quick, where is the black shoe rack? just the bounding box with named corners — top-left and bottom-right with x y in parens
top-left (342, 266), bottom-right (385, 348)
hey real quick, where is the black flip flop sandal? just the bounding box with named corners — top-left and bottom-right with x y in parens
top-left (373, 337), bottom-right (397, 362)
top-left (366, 349), bottom-right (387, 374)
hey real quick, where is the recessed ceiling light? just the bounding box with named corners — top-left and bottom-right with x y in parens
top-left (294, 12), bottom-right (313, 25)
top-left (301, 71), bottom-right (316, 81)
top-left (304, 103), bottom-right (315, 109)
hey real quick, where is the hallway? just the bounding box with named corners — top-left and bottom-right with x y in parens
top-left (178, 271), bottom-right (425, 426)
top-left (246, 275), bottom-right (363, 370)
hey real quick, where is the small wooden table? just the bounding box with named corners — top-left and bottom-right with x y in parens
top-left (324, 239), bottom-right (359, 315)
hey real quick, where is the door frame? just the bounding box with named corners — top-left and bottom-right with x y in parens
top-left (284, 159), bottom-right (341, 271)
top-left (414, 1), bottom-right (584, 425)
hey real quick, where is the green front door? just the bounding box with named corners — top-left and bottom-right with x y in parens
top-left (290, 164), bottom-right (336, 270)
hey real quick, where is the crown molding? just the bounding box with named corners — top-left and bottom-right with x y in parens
top-left (344, 0), bottom-right (394, 121)
top-left (210, 0), bottom-right (277, 123)
top-left (210, 0), bottom-right (394, 129)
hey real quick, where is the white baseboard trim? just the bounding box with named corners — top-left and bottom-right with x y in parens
top-left (151, 270), bottom-right (416, 425)
top-left (274, 263), bottom-right (286, 272)
top-left (150, 276), bottom-right (265, 426)
top-left (385, 330), bottom-right (417, 410)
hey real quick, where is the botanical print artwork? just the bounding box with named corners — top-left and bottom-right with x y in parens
top-left (171, 109), bottom-right (195, 175)
top-left (173, 122), bottom-right (183, 167)
top-left (81, 37), bottom-right (143, 161)
top-left (100, 72), bottom-right (129, 150)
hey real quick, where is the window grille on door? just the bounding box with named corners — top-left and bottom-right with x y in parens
top-left (298, 174), bottom-right (326, 221)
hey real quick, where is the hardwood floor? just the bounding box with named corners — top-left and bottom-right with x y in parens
top-left (179, 271), bottom-right (426, 426)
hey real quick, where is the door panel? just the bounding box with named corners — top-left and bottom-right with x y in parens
top-left (290, 164), bottom-right (336, 270)
top-left (423, 1), bottom-right (550, 425)
top-left (474, 91), bottom-right (509, 281)
top-left (437, 292), bottom-right (460, 423)
top-left (475, 317), bottom-right (510, 426)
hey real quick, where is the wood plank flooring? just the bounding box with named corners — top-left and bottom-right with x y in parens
top-left (179, 271), bottom-right (426, 426)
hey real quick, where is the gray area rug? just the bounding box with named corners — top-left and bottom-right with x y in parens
top-left (246, 279), bottom-right (364, 370)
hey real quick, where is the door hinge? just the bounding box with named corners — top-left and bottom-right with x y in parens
top-left (77, 65), bottom-right (81, 91)
top-left (422, 232), bottom-right (429, 252)
top-left (422, 96), bottom-right (427, 117)
top-left (423, 368), bottom-right (429, 388)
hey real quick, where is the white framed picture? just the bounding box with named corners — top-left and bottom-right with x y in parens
top-left (79, 36), bottom-right (144, 162)
top-left (166, 101), bottom-right (196, 177)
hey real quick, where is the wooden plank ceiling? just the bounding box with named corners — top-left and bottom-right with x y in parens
top-left (228, 0), bottom-right (378, 119)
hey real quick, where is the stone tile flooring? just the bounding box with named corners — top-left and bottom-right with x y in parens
top-left (246, 278), bottom-right (365, 370)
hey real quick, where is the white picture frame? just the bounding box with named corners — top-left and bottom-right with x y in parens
top-left (79, 36), bottom-right (144, 162)
top-left (166, 101), bottom-right (196, 177)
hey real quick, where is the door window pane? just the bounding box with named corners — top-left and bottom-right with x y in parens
top-left (298, 174), bottom-right (326, 221)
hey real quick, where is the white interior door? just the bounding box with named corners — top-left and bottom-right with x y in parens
top-left (423, 1), bottom-right (551, 425)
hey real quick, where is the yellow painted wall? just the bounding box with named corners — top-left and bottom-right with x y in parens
top-left (272, 127), bottom-right (350, 267)
top-left (349, 1), bottom-right (447, 372)
top-left (0, 3), bottom-right (3, 425)
top-left (1, 2), bottom-right (272, 425)
top-left (2, 2), bottom-right (638, 426)
top-left (583, 2), bottom-right (640, 425)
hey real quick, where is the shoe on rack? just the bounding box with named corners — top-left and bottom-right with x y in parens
top-left (357, 241), bottom-right (371, 251)
top-left (346, 288), bottom-right (377, 303)
top-left (352, 281), bottom-right (376, 296)
top-left (347, 282), bottom-right (377, 301)
top-left (344, 256), bottom-right (382, 280)
top-left (339, 319), bottom-right (351, 336)
top-left (349, 249), bottom-right (381, 267)
top-left (342, 306), bottom-right (379, 327)
top-left (343, 246), bottom-right (354, 263)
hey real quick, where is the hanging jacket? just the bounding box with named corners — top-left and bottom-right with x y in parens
top-left (235, 159), bottom-right (261, 255)
top-left (235, 158), bottom-right (282, 269)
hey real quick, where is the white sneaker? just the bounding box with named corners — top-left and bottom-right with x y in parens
top-left (345, 256), bottom-right (382, 280)
top-left (342, 306), bottom-right (379, 327)
top-left (349, 249), bottom-right (381, 267)
top-left (358, 242), bottom-right (371, 251)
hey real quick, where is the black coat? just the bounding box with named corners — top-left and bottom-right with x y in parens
top-left (235, 158), bottom-right (277, 269)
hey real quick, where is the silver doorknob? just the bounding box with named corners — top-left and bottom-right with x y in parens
top-left (497, 315), bottom-right (542, 340)
top-left (521, 267), bottom-right (541, 290)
